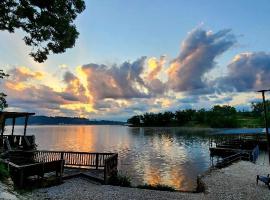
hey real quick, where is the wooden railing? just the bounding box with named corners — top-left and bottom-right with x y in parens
top-left (34, 150), bottom-right (118, 183)
top-left (0, 135), bottom-right (35, 150)
top-left (104, 153), bottom-right (118, 184)
top-left (1, 158), bottom-right (64, 188)
top-left (214, 152), bottom-right (251, 168)
top-left (34, 150), bottom-right (116, 169)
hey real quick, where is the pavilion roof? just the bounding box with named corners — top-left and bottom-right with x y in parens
top-left (212, 128), bottom-right (265, 135)
top-left (0, 112), bottom-right (35, 119)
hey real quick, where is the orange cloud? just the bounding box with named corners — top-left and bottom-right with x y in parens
top-left (147, 56), bottom-right (165, 81)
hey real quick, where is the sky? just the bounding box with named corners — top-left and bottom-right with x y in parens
top-left (1, 0), bottom-right (270, 121)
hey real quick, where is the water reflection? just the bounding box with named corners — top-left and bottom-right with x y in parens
top-left (5, 125), bottom-right (212, 191)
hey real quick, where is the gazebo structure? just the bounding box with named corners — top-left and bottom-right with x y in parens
top-left (0, 112), bottom-right (35, 151)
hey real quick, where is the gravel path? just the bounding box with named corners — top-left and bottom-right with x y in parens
top-left (27, 178), bottom-right (201, 200)
top-left (201, 161), bottom-right (270, 200)
top-left (25, 161), bottom-right (270, 200)
top-left (0, 181), bottom-right (20, 200)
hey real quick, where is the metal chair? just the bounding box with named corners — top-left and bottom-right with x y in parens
top-left (257, 174), bottom-right (270, 189)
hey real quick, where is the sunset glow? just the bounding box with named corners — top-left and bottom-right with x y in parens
top-left (1, 1), bottom-right (270, 120)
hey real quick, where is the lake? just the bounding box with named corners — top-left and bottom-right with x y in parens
top-left (5, 125), bottom-right (214, 191)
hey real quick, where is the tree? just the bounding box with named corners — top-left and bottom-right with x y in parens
top-left (0, 0), bottom-right (85, 62)
top-left (141, 113), bottom-right (156, 126)
top-left (208, 105), bottom-right (238, 128)
top-left (251, 101), bottom-right (270, 116)
top-left (195, 108), bottom-right (207, 124)
top-left (127, 115), bottom-right (141, 126)
top-left (0, 70), bottom-right (9, 111)
top-left (175, 109), bottom-right (196, 125)
top-left (161, 111), bottom-right (174, 126)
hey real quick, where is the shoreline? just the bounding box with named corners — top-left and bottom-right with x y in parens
top-left (2, 161), bottom-right (270, 199)
top-left (25, 161), bottom-right (270, 199)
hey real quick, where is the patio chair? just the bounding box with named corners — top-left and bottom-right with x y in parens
top-left (257, 174), bottom-right (270, 189)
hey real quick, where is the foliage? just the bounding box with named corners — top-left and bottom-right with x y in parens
top-left (140, 112), bottom-right (175, 126)
top-left (251, 100), bottom-right (270, 116)
top-left (137, 184), bottom-right (176, 191)
top-left (251, 101), bottom-right (270, 126)
top-left (175, 109), bottom-right (196, 125)
top-left (127, 115), bottom-right (141, 126)
top-left (107, 173), bottom-right (131, 187)
top-left (127, 105), bottom-right (245, 128)
top-left (208, 105), bottom-right (238, 128)
top-left (0, 162), bottom-right (9, 181)
top-left (0, 70), bottom-right (9, 111)
top-left (0, 0), bottom-right (85, 62)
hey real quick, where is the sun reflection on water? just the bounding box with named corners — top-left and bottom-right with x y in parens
top-left (5, 125), bottom-right (211, 191)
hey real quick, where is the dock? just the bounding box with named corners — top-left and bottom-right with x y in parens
top-left (209, 129), bottom-right (262, 168)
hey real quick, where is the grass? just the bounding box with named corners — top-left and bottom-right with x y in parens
top-left (0, 162), bottom-right (9, 181)
top-left (107, 173), bottom-right (131, 187)
top-left (237, 116), bottom-right (263, 128)
top-left (137, 183), bottom-right (176, 192)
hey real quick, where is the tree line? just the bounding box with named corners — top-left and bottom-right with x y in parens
top-left (127, 103), bottom-right (270, 128)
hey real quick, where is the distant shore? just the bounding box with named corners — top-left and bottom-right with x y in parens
top-left (4, 115), bottom-right (126, 126)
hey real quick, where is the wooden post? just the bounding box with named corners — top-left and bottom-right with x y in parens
top-left (104, 164), bottom-right (108, 184)
top-left (0, 116), bottom-right (5, 148)
top-left (96, 153), bottom-right (99, 169)
top-left (11, 118), bottom-right (15, 135)
top-left (1, 116), bottom-right (5, 136)
top-left (259, 90), bottom-right (270, 164)
top-left (23, 116), bottom-right (29, 136)
top-left (19, 169), bottom-right (24, 188)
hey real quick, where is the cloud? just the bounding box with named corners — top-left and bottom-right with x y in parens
top-left (3, 67), bottom-right (86, 116)
top-left (62, 71), bottom-right (87, 102)
top-left (4, 27), bottom-right (270, 119)
top-left (8, 66), bottom-right (44, 82)
top-left (216, 52), bottom-right (270, 92)
top-left (145, 56), bottom-right (167, 95)
top-left (81, 57), bottom-right (151, 100)
top-left (167, 28), bottom-right (236, 92)
top-left (147, 56), bottom-right (165, 80)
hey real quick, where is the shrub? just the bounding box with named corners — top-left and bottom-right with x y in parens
top-left (0, 162), bottom-right (9, 180)
top-left (137, 183), bottom-right (176, 191)
top-left (107, 173), bottom-right (131, 187)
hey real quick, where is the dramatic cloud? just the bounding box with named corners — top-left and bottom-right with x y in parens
top-left (3, 27), bottom-right (270, 120)
top-left (167, 28), bottom-right (236, 92)
top-left (8, 67), bottom-right (44, 82)
top-left (81, 57), bottom-right (151, 100)
top-left (217, 52), bottom-right (270, 92)
top-left (3, 67), bottom-right (85, 115)
top-left (145, 56), bottom-right (167, 95)
top-left (62, 71), bottom-right (87, 102)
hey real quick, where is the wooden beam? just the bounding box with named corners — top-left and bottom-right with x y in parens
top-left (11, 118), bottom-right (16, 135)
top-left (0, 116), bottom-right (5, 149)
top-left (23, 116), bottom-right (29, 136)
top-left (1, 117), bottom-right (5, 136)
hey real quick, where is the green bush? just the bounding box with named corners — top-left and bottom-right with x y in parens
top-left (107, 173), bottom-right (131, 187)
top-left (137, 183), bottom-right (176, 191)
top-left (0, 162), bottom-right (9, 180)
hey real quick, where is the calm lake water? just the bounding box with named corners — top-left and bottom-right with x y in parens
top-left (6, 125), bottom-right (214, 191)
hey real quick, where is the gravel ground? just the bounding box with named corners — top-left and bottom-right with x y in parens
top-left (201, 161), bottom-right (270, 200)
top-left (24, 161), bottom-right (270, 200)
top-left (27, 178), bottom-right (202, 200)
top-left (0, 180), bottom-right (20, 200)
